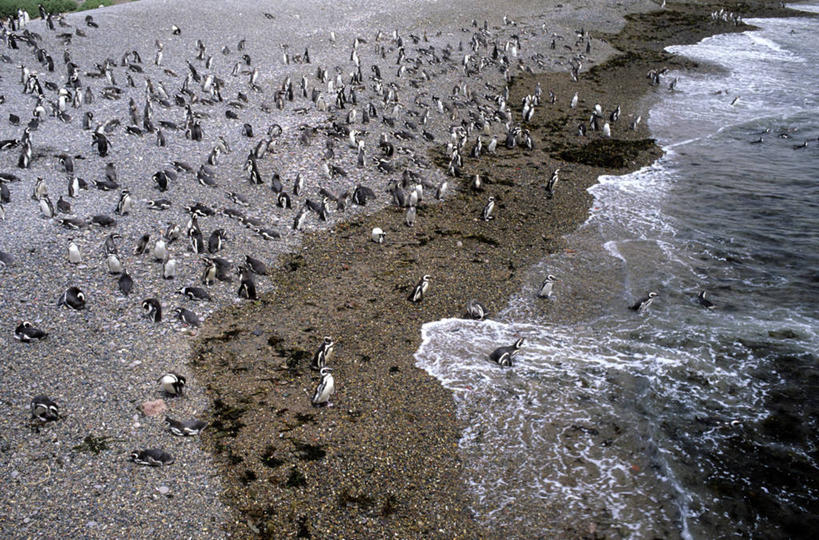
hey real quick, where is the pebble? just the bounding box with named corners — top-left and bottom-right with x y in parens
top-left (157, 486), bottom-right (170, 496)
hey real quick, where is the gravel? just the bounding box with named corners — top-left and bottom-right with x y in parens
top-left (0, 0), bottom-right (661, 537)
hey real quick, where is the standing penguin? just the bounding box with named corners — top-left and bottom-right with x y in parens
top-left (237, 266), bottom-right (257, 300)
top-left (142, 298), bottom-right (162, 322)
top-left (481, 196), bottom-right (495, 221)
top-left (537, 275), bottom-right (557, 298)
top-left (408, 274), bottom-right (430, 303)
top-left (67, 240), bottom-right (82, 264)
top-left (310, 336), bottom-right (335, 371)
top-left (311, 367), bottom-right (335, 407)
top-left (489, 338), bottom-right (524, 367)
top-left (118, 270), bottom-right (134, 296)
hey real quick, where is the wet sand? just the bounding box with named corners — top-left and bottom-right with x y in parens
top-left (193, 2), bottom-right (801, 537)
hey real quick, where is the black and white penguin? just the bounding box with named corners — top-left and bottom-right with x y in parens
top-left (237, 266), bottom-right (257, 300)
top-left (115, 189), bottom-right (132, 215)
top-left (630, 291), bottom-right (658, 313)
top-left (208, 229), bottom-right (227, 254)
top-left (371, 227), bottom-right (385, 244)
top-left (58, 286), bottom-right (86, 310)
top-left (174, 306), bottom-right (201, 327)
top-left (697, 290), bottom-right (715, 309)
top-left (537, 275), bottom-right (557, 298)
top-left (244, 255), bottom-right (269, 276)
top-left (408, 274), bottom-right (430, 303)
top-left (15, 321), bottom-right (47, 342)
top-left (176, 286), bottom-right (212, 302)
top-left (118, 270), bottom-right (134, 296)
top-left (31, 395), bottom-right (59, 422)
top-left (165, 416), bottom-right (208, 436)
top-left (158, 372), bottom-right (186, 396)
top-left (466, 299), bottom-right (488, 320)
top-left (481, 196), bottom-right (495, 221)
top-left (311, 367), bottom-right (335, 407)
top-left (130, 448), bottom-right (174, 467)
top-left (489, 338), bottom-right (524, 367)
top-left (142, 298), bottom-right (162, 322)
top-left (311, 336), bottom-right (335, 371)
top-left (134, 233), bottom-right (151, 255)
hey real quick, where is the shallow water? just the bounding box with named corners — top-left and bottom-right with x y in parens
top-left (416, 6), bottom-right (819, 538)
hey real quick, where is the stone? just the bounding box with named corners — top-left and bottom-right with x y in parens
top-left (140, 399), bottom-right (167, 417)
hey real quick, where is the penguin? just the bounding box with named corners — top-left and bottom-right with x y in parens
top-left (237, 266), bottom-right (257, 300)
top-left (158, 372), bottom-right (186, 396)
top-left (174, 306), bottom-right (201, 327)
top-left (537, 275), bottom-right (557, 298)
top-left (481, 196), bottom-right (495, 221)
top-left (15, 321), bottom-right (47, 342)
top-left (107, 253), bottom-right (123, 274)
top-left (545, 169), bottom-right (560, 199)
top-left (165, 416), bottom-right (208, 436)
top-left (277, 192), bottom-right (291, 209)
top-left (177, 286), bottom-right (212, 302)
top-left (134, 233), bottom-right (151, 255)
top-left (118, 271), bottom-right (134, 296)
top-left (142, 298), bottom-right (162, 322)
top-left (311, 367), bottom-right (335, 407)
top-left (130, 448), bottom-right (174, 467)
top-left (293, 206), bottom-right (309, 230)
top-left (40, 195), bottom-right (55, 218)
top-left (408, 274), bottom-right (430, 303)
top-left (405, 205), bottom-right (416, 227)
top-left (201, 257), bottom-right (217, 286)
top-left (162, 257), bottom-right (178, 279)
top-left (371, 227), bottom-right (385, 244)
top-left (152, 236), bottom-right (167, 261)
top-left (489, 338), bottom-right (524, 367)
top-left (68, 240), bottom-right (82, 264)
top-left (466, 299), bottom-right (488, 320)
top-left (311, 336), bottom-right (335, 371)
top-left (697, 290), bottom-right (715, 309)
top-left (115, 189), bottom-right (133, 215)
top-left (208, 229), bottom-right (227, 254)
top-left (245, 255), bottom-right (269, 276)
top-left (630, 291), bottom-right (658, 313)
top-left (31, 395), bottom-right (59, 422)
top-left (56, 196), bottom-right (71, 214)
top-left (58, 286), bottom-right (86, 310)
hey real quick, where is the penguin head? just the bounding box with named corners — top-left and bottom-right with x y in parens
top-left (319, 367), bottom-right (333, 377)
top-left (546, 274), bottom-right (557, 282)
top-left (514, 338), bottom-right (525, 349)
top-left (648, 292), bottom-right (658, 299)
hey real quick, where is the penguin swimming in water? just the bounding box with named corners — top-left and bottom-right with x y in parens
top-left (158, 372), bottom-right (186, 396)
top-left (58, 286), bottom-right (86, 310)
top-left (630, 291), bottom-right (658, 313)
top-left (697, 290), bottom-right (715, 309)
top-left (466, 299), bottom-right (488, 320)
top-left (537, 275), bottom-right (557, 298)
top-left (311, 367), bottom-right (335, 407)
top-left (130, 448), bottom-right (174, 467)
top-left (408, 274), bottom-right (430, 303)
top-left (31, 395), bottom-right (59, 422)
top-left (165, 416), bottom-right (208, 436)
top-left (311, 336), bottom-right (335, 371)
top-left (142, 298), bottom-right (162, 322)
top-left (489, 338), bottom-right (524, 367)
top-left (15, 321), bottom-right (47, 342)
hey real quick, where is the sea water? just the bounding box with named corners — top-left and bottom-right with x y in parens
top-left (415, 6), bottom-right (819, 538)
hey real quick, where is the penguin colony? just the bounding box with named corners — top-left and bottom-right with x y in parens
top-left (0, 1), bottom-right (691, 522)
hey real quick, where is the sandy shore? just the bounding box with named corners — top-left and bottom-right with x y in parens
top-left (193, 2), bottom-right (800, 538)
top-left (0, 0), bottom-right (801, 538)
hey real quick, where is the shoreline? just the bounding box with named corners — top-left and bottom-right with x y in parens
top-left (193, 2), bottom-right (803, 537)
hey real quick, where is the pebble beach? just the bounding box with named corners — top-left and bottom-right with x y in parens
top-left (0, 0), bottom-right (799, 538)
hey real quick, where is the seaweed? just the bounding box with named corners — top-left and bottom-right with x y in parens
top-left (557, 138), bottom-right (656, 168)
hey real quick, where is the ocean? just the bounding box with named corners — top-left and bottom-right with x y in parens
top-left (415, 5), bottom-right (819, 538)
